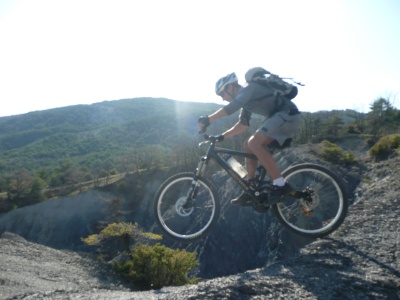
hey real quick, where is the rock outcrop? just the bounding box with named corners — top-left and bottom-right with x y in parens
top-left (0, 150), bottom-right (399, 299)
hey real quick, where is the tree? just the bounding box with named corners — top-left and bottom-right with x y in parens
top-left (368, 97), bottom-right (396, 134)
top-left (323, 114), bottom-right (344, 137)
top-left (98, 169), bottom-right (110, 185)
top-left (170, 134), bottom-right (199, 168)
top-left (369, 97), bottom-right (394, 118)
top-left (28, 177), bottom-right (47, 203)
top-left (346, 110), bottom-right (367, 134)
top-left (138, 145), bottom-right (168, 171)
top-left (36, 168), bottom-right (51, 182)
top-left (7, 168), bottom-right (33, 198)
top-left (296, 113), bottom-right (323, 144)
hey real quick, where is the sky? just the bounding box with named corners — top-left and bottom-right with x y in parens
top-left (0, 0), bottom-right (399, 117)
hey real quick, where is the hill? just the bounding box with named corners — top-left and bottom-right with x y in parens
top-left (0, 154), bottom-right (399, 299)
top-left (0, 98), bottom-right (231, 211)
top-left (0, 98), bottom-right (223, 175)
top-left (0, 98), bottom-right (367, 181)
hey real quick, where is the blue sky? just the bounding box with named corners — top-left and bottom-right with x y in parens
top-left (0, 0), bottom-right (399, 117)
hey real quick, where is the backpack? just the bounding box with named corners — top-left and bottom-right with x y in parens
top-left (245, 67), bottom-right (304, 100)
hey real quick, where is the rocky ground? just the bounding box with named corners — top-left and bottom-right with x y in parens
top-left (1, 155), bottom-right (399, 299)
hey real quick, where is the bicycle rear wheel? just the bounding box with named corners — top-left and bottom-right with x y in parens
top-left (273, 164), bottom-right (348, 238)
top-left (154, 172), bottom-right (220, 243)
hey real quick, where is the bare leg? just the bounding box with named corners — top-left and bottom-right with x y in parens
top-left (243, 139), bottom-right (258, 179)
top-left (247, 133), bottom-right (281, 180)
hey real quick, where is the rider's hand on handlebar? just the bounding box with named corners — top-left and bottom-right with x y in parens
top-left (203, 134), bottom-right (224, 143)
top-left (215, 134), bottom-right (224, 142)
top-left (198, 116), bottom-right (210, 133)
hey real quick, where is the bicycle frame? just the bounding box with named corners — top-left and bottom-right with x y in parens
top-left (194, 138), bottom-right (264, 195)
top-left (190, 136), bottom-right (309, 202)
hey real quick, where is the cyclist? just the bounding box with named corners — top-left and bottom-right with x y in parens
top-left (198, 69), bottom-right (301, 206)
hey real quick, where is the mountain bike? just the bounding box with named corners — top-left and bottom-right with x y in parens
top-left (154, 134), bottom-right (348, 243)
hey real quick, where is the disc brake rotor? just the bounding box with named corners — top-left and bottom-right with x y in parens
top-left (300, 188), bottom-right (320, 211)
top-left (175, 197), bottom-right (194, 217)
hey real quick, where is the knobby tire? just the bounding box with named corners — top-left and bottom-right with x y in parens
top-left (273, 163), bottom-right (348, 238)
top-left (154, 172), bottom-right (220, 243)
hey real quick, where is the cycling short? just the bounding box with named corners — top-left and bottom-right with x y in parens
top-left (256, 111), bottom-right (301, 146)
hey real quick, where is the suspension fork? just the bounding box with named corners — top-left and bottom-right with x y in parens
top-left (183, 157), bottom-right (207, 208)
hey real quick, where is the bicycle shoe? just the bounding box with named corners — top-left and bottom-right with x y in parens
top-left (231, 192), bottom-right (253, 206)
top-left (265, 183), bottom-right (293, 206)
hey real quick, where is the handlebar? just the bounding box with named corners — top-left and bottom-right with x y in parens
top-left (202, 134), bottom-right (224, 143)
top-left (203, 134), bottom-right (214, 141)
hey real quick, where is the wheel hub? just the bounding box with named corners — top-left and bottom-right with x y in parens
top-left (301, 188), bottom-right (320, 210)
top-left (175, 197), bottom-right (194, 216)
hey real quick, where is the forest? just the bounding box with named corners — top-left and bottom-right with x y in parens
top-left (0, 96), bottom-right (399, 212)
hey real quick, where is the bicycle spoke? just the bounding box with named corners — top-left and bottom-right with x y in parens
top-left (274, 164), bottom-right (348, 238)
top-left (154, 173), bottom-right (219, 242)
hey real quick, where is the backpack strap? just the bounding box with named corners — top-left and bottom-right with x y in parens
top-left (247, 82), bottom-right (289, 116)
top-left (270, 94), bottom-right (290, 115)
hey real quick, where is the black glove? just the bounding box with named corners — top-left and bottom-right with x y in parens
top-left (215, 134), bottom-right (224, 142)
top-left (198, 116), bottom-right (210, 133)
top-left (198, 116), bottom-right (210, 127)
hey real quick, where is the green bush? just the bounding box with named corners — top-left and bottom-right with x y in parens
top-left (319, 140), bottom-right (357, 165)
top-left (345, 124), bottom-right (361, 134)
top-left (319, 140), bottom-right (345, 163)
top-left (369, 134), bottom-right (400, 159)
top-left (114, 243), bottom-right (199, 290)
top-left (391, 134), bottom-right (400, 149)
top-left (343, 150), bottom-right (357, 165)
top-left (366, 136), bottom-right (378, 146)
top-left (81, 222), bottom-right (161, 259)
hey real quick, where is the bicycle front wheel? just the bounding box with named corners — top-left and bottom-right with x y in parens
top-left (154, 172), bottom-right (220, 243)
top-left (273, 164), bottom-right (348, 238)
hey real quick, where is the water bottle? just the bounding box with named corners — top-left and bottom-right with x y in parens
top-left (226, 155), bottom-right (248, 178)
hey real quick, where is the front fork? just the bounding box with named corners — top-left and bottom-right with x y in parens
top-left (183, 157), bottom-right (207, 209)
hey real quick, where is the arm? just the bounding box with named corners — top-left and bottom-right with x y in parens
top-left (198, 108), bottom-right (228, 132)
top-left (198, 107), bottom-right (249, 137)
top-left (208, 108), bottom-right (228, 123)
top-left (222, 121), bottom-right (248, 139)
top-left (221, 107), bottom-right (251, 138)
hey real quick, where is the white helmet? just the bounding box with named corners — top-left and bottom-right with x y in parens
top-left (215, 72), bottom-right (238, 95)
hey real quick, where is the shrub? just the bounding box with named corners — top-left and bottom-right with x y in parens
top-left (343, 150), bottom-right (357, 165)
top-left (362, 177), bottom-right (372, 184)
top-left (114, 243), bottom-right (199, 290)
top-left (81, 222), bottom-right (161, 257)
top-left (319, 140), bottom-right (345, 163)
top-left (366, 136), bottom-right (378, 146)
top-left (28, 177), bottom-right (47, 204)
top-left (391, 134), bottom-right (400, 149)
top-left (319, 140), bottom-right (357, 165)
top-left (345, 124), bottom-right (360, 134)
top-left (369, 134), bottom-right (400, 159)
